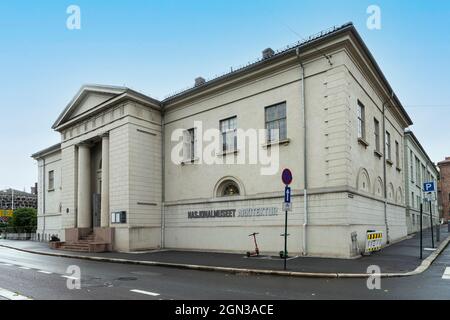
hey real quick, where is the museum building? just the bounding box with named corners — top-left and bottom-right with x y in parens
top-left (33, 23), bottom-right (420, 258)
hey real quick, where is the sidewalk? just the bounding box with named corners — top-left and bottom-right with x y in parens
top-left (1, 226), bottom-right (449, 277)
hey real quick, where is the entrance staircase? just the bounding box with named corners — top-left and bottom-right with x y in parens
top-left (59, 232), bottom-right (108, 252)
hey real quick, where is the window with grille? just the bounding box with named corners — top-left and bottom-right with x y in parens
top-left (48, 170), bottom-right (54, 190)
top-left (265, 102), bottom-right (287, 143)
top-left (374, 118), bottom-right (380, 152)
top-left (357, 101), bottom-right (365, 139)
top-left (385, 131), bottom-right (391, 160)
top-left (220, 116), bottom-right (237, 152)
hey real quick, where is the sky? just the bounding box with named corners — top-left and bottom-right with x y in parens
top-left (0, 0), bottom-right (449, 191)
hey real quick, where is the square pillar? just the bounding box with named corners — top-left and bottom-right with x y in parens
top-left (77, 143), bottom-right (91, 228)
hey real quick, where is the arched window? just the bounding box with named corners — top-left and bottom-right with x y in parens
top-left (357, 168), bottom-right (370, 193)
top-left (387, 183), bottom-right (395, 201)
top-left (217, 180), bottom-right (240, 197)
top-left (213, 177), bottom-right (244, 198)
top-left (396, 187), bottom-right (403, 204)
top-left (374, 177), bottom-right (383, 197)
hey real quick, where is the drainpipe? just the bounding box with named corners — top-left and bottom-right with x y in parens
top-left (382, 93), bottom-right (394, 244)
top-left (296, 48), bottom-right (308, 255)
top-left (160, 109), bottom-right (166, 249)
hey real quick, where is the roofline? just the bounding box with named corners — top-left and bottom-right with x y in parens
top-left (162, 22), bottom-right (354, 103)
top-left (52, 84), bottom-right (161, 130)
top-left (160, 22), bottom-right (413, 126)
top-left (349, 27), bottom-right (413, 126)
top-left (404, 130), bottom-right (437, 171)
top-left (31, 143), bottom-right (61, 159)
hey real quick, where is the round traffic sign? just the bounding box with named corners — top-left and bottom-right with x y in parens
top-left (281, 168), bottom-right (293, 185)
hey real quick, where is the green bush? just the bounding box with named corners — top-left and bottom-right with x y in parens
top-left (8, 208), bottom-right (37, 233)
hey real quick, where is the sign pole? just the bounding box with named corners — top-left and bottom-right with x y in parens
top-left (420, 203), bottom-right (423, 260)
top-left (281, 168), bottom-right (293, 271)
top-left (429, 201), bottom-right (434, 248)
top-left (284, 204), bottom-right (288, 270)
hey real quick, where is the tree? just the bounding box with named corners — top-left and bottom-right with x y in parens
top-left (8, 208), bottom-right (37, 233)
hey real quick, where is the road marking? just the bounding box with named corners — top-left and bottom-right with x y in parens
top-left (0, 263), bottom-right (13, 266)
top-left (442, 267), bottom-right (450, 280)
top-left (18, 267), bottom-right (31, 270)
top-left (61, 275), bottom-right (79, 280)
top-left (0, 287), bottom-right (32, 300)
top-left (130, 289), bottom-right (160, 297)
top-left (37, 270), bottom-right (52, 274)
top-left (424, 248), bottom-right (437, 251)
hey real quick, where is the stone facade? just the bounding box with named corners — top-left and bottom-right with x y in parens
top-left (403, 131), bottom-right (439, 234)
top-left (32, 23), bottom-right (427, 258)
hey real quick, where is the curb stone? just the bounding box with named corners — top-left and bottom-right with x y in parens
top-left (1, 235), bottom-right (449, 279)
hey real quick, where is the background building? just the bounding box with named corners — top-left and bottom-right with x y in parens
top-left (403, 130), bottom-right (439, 234)
top-left (438, 157), bottom-right (450, 222)
top-left (0, 188), bottom-right (38, 222)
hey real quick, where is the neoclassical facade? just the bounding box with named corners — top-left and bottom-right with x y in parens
top-left (404, 130), bottom-right (439, 234)
top-left (33, 23), bottom-right (422, 258)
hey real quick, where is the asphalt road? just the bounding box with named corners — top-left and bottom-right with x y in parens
top-left (0, 245), bottom-right (449, 300)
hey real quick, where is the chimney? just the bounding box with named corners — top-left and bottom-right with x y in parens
top-left (262, 48), bottom-right (275, 59)
top-left (195, 77), bottom-right (206, 87)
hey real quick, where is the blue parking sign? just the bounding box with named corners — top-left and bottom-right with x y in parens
top-left (423, 182), bottom-right (435, 192)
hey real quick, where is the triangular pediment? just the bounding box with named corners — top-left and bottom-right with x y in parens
top-left (52, 84), bottom-right (128, 130)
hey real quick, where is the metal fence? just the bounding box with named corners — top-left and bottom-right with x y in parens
top-left (0, 232), bottom-right (37, 241)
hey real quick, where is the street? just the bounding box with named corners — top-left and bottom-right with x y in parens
top-left (0, 244), bottom-right (449, 300)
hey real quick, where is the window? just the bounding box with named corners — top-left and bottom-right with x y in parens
top-left (421, 164), bottom-right (425, 184)
top-left (265, 102), bottom-right (287, 142)
top-left (410, 150), bottom-right (414, 182)
top-left (395, 141), bottom-right (400, 168)
top-left (411, 192), bottom-right (414, 207)
top-left (385, 131), bottom-right (391, 161)
top-left (220, 116), bottom-right (237, 152)
top-left (417, 195), bottom-right (421, 209)
top-left (416, 157), bottom-right (420, 184)
top-left (374, 118), bottom-right (380, 152)
top-left (216, 179), bottom-right (240, 197)
top-left (182, 128), bottom-right (197, 162)
top-left (48, 170), bottom-right (54, 191)
top-left (357, 101), bottom-right (365, 139)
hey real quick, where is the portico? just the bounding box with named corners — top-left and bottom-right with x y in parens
top-left (33, 84), bottom-right (163, 252)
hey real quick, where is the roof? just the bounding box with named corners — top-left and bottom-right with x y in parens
top-left (0, 188), bottom-right (37, 197)
top-left (52, 84), bottom-right (161, 130)
top-left (160, 22), bottom-right (413, 126)
top-left (404, 130), bottom-right (437, 172)
top-left (438, 157), bottom-right (450, 166)
top-left (31, 143), bottom-right (61, 159)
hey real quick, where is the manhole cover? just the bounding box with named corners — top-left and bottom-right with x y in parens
top-left (116, 277), bottom-right (138, 281)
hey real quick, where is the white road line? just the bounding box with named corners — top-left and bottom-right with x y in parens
top-left (61, 275), bottom-right (79, 280)
top-left (442, 267), bottom-right (450, 280)
top-left (37, 270), bottom-right (52, 274)
top-left (18, 267), bottom-right (31, 270)
top-left (130, 289), bottom-right (160, 297)
top-left (0, 263), bottom-right (13, 266)
top-left (0, 287), bottom-right (32, 300)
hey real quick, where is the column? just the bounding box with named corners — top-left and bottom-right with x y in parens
top-left (77, 143), bottom-right (91, 228)
top-left (101, 133), bottom-right (110, 227)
